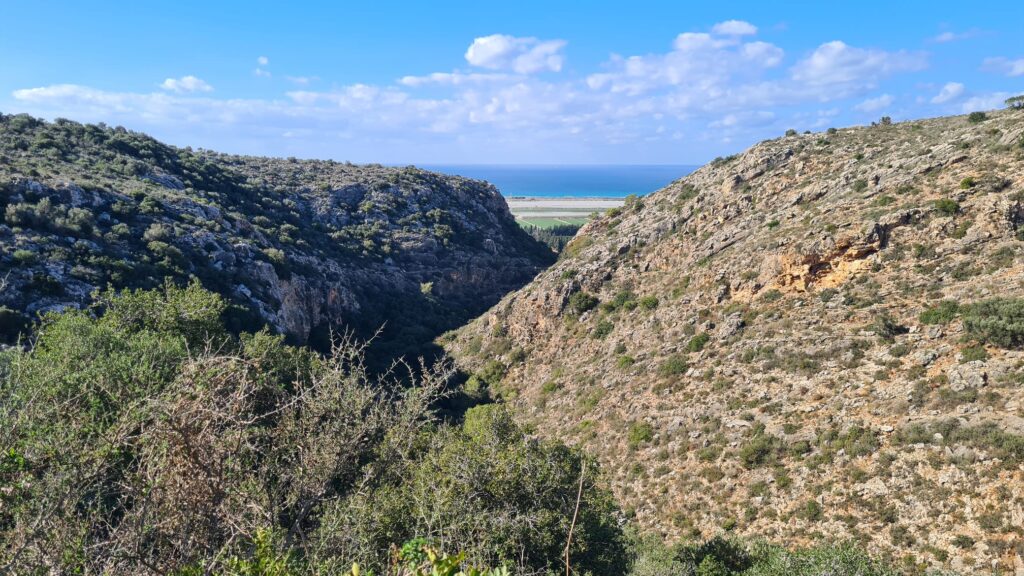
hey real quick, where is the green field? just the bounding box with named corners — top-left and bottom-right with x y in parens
top-left (516, 216), bottom-right (591, 228)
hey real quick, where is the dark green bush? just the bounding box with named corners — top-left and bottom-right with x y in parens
top-left (568, 291), bottom-right (599, 315)
top-left (967, 111), bottom-right (987, 123)
top-left (0, 307), bottom-right (30, 344)
top-left (658, 354), bottom-right (689, 377)
top-left (933, 198), bottom-right (960, 216)
top-left (687, 332), bottom-right (711, 353)
top-left (962, 298), bottom-right (1024, 348)
top-left (0, 285), bottom-right (627, 574)
top-left (628, 422), bottom-right (655, 447)
top-left (738, 432), bottom-right (784, 468)
top-left (593, 318), bottom-right (614, 339)
top-left (322, 403), bottom-right (628, 574)
top-left (919, 300), bottom-right (959, 324)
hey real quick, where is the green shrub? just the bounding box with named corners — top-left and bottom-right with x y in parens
top-left (933, 198), bottom-right (960, 216)
top-left (628, 422), bottom-right (655, 448)
top-left (960, 345), bottom-right (989, 362)
top-left (967, 111), bottom-right (987, 123)
top-left (960, 177), bottom-right (976, 189)
top-left (798, 500), bottom-right (823, 522)
top-left (328, 404), bottom-right (628, 574)
top-left (0, 285), bottom-right (628, 574)
top-left (11, 249), bottom-right (36, 264)
top-left (568, 291), bottom-right (599, 315)
top-left (687, 332), bottom-right (711, 353)
top-left (658, 354), bottom-right (689, 376)
top-left (919, 300), bottom-right (959, 324)
top-left (962, 298), bottom-right (1024, 348)
top-left (593, 318), bottom-right (614, 339)
top-left (639, 295), bottom-right (659, 310)
top-left (738, 432), bottom-right (784, 468)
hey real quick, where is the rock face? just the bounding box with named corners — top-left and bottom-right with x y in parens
top-left (447, 111), bottom-right (1024, 573)
top-left (0, 114), bottom-right (552, 361)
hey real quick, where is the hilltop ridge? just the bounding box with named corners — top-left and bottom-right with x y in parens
top-left (446, 109), bottom-right (1024, 573)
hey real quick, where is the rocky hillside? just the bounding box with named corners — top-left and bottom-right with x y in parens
top-left (0, 113), bottom-right (552, 361)
top-left (447, 110), bottom-right (1024, 573)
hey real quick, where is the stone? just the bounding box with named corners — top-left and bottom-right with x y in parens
top-left (948, 361), bottom-right (988, 391)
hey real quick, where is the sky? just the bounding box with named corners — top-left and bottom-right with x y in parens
top-left (2, 1), bottom-right (1023, 165)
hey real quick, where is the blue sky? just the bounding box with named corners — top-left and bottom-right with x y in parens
top-left (2, 1), bottom-right (1023, 164)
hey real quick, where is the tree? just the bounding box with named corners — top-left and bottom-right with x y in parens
top-left (1007, 95), bottom-right (1024, 110)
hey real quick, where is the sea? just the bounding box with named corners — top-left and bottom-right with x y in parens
top-left (420, 165), bottom-right (697, 198)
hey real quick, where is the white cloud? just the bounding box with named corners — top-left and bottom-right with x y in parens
top-left (711, 20), bottom-right (758, 36)
top-left (982, 57), bottom-right (1024, 77)
top-left (931, 29), bottom-right (979, 43)
top-left (961, 92), bottom-right (1011, 113)
top-left (930, 82), bottom-right (965, 104)
top-left (586, 33), bottom-right (784, 96)
top-left (791, 41), bottom-right (927, 87)
top-left (254, 56), bottom-right (271, 77)
top-left (464, 34), bottom-right (567, 74)
top-left (160, 75), bottom-right (213, 93)
top-left (710, 110), bottom-right (774, 128)
top-left (399, 72), bottom-right (515, 87)
top-left (854, 93), bottom-right (893, 112)
top-left (5, 29), bottom-right (948, 163)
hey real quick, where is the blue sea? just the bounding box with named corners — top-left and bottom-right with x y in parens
top-left (421, 165), bottom-right (697, 198)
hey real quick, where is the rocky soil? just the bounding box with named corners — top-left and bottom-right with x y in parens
top-left (447, 110), bottom-right (1024, 574)
top-left (0, 113), bottom-right (552, 361)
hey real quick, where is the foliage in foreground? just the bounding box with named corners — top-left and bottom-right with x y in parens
top-left (629, 535), bottom-right (944, 576)
top-left (0, 282), bottom-right (624, 575)
top-left (0, 283), bottom-right (937, 575)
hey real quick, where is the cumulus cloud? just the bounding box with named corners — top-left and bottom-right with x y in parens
top-left (854, 94), bottom-right (893, 112)
top-left (961, 92), bottom-right (1011, 113)
top-left (257, 56), bottom-right (269, 66)
top-left (160, 75), bottom-right (213, 93)
top-left (790, 41), bottom-right (927, 88)
top-left (464, 34), bottom-right (567, 74)
top-left (711, 20), bottom-right (758, 36)
top-left (586, 32), bottom-right (784, 96)
top-left (982, 57), bottom-right (1024, 77)
top-left (7, 28), bottom-right (944, 163)
top-left (931, 82), bottom-right (965, 104)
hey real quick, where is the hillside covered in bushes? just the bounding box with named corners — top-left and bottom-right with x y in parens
top-left (0, 113), bottom-right (553, 365)
top-left (447, 109), bottom-right (1024, 573)
top-left (0, 283), bottom-right (927, 575)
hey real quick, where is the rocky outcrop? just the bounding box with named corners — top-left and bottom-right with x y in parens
top-left (0, 114), bottom-right (552, 359)
top-left (447, 110), bottom-right (1024, 573)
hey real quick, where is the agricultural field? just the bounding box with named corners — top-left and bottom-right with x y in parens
top-left (507, 197), bottom-right (624, 228)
